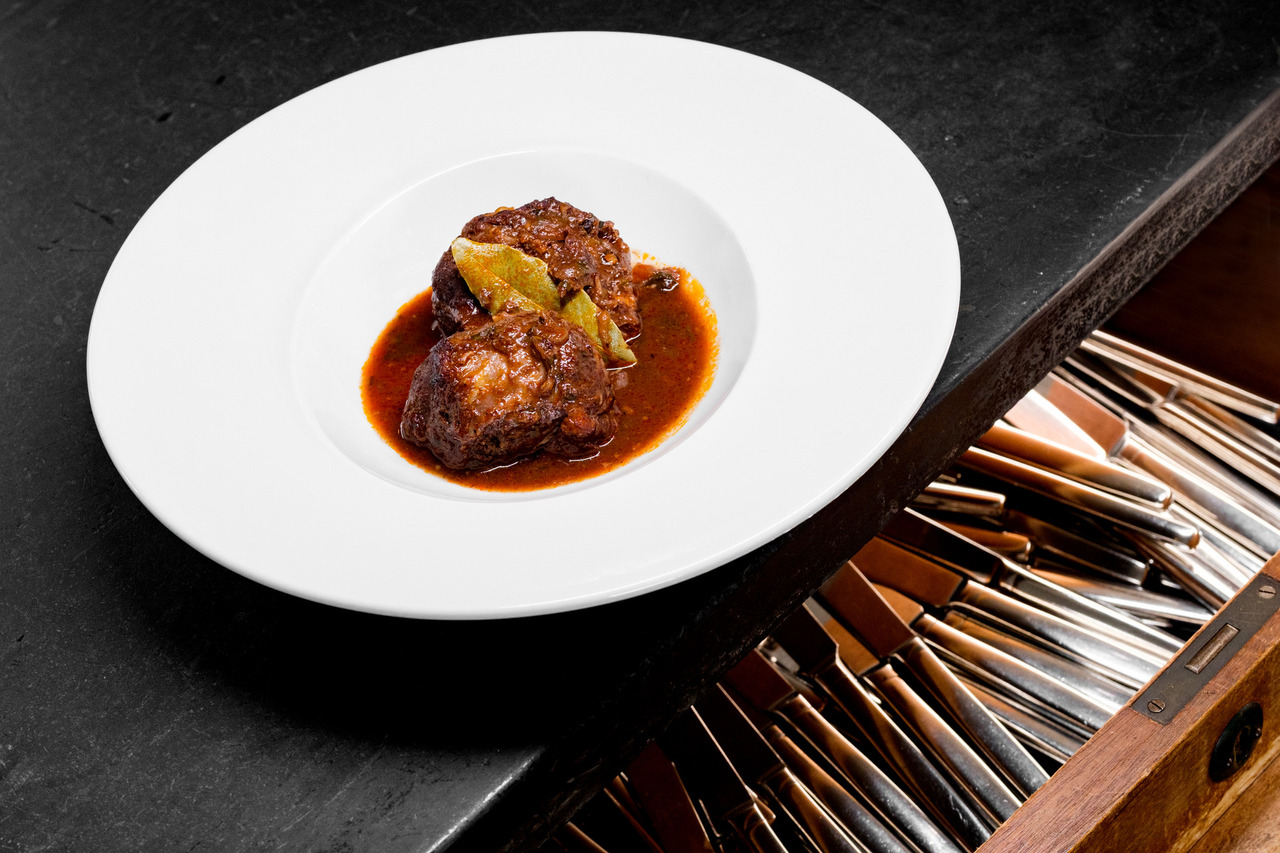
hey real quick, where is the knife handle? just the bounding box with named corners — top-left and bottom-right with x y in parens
top-left (780, 696), bottom-right (964, 853)
top-left (866, 664), bottom-right (1021, 823)
top-left (817, 663), bottom-right (992, 850)
top-left (624, 743), bottom-right (716, 853)
top-left (912, 481), bottom-right (1006, 518)
top-left (1120, 428), bottom-right (1280, 556)
top-left (953, 672), bottom-right (1088, 764)
top-left (977, 420), bottom-right (1172, 507)
top-left (953, 579), bottom-right (1159, 689)
top-left (914, 614), bottom-right (1114, 731)
top-left (939, 609), bottom-right (1129, 713)
top-left (896, 637), bottom-right (1050, 798)
top-left (993, 557), bottom-right (1183, 660)
top-left (958, 446), bottom-right (1198, 546)
top-left (766, 724), bottom-right (916, 853)
top-left (762, 765), bottom-right (867, 853)
top-left (727, 801), bottom-right (791, 853)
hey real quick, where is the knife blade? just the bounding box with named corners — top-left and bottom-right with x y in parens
top-left (624, 743), bottom-right (716, 853)
top-left (819, 562), bottom-right (1050, 798)
top-left (812, 606), bottom-right (1022, 823)
top-left (661, 709), bottom-right (790, 853)
top-left (878, 509), bottom-right (1182, 660)
top-left (555, 821), bottom-right (609, 853)
top-left (724, 651), bottom-right (963, 853)
top-left (853, 533), bottom-right (1162, 688)
top-left (1004, 388), bottom-right (1107, 458)
top-left (698, 684), bottom-right (898, 853)
top-left (771, 607), bottom-right (993, 850)
top-left (936, 520), bottom-right (1033, 561)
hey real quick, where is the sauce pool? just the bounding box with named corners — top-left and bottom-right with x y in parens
top-left (361, 264), bottom-right (718, 491)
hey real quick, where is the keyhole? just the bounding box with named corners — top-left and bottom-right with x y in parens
top-left (1209, 702), bottom-right (1264, 782)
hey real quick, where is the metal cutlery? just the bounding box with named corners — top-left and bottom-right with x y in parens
top-left (817, 562), bottom-right (1049, 798)
top-left (724, 650), bottom-right (962, 853)
top-left (855, 528), bottom-right (1171, 684)
top-left (771, 606), bottom-right (994, 850)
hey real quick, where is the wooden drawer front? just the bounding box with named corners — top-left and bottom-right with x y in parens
top-left (983, 562), bottom-right (1280, 852)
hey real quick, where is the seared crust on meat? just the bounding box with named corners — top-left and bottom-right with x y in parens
top-left (400, 311), bottom-right (618, 471)
top-left (430, 249), bottom-right (488, 336)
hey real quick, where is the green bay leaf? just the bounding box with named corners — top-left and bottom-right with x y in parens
top-left (451, 237), bottom-right (636, 365)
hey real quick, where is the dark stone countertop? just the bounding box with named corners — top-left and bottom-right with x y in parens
top-left (2, 1), bottom-right (1278, 850)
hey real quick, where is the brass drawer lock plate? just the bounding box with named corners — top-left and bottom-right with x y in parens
top-left (1136, 574), bottom-right (1278, 725)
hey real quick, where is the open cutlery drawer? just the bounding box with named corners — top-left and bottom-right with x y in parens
top-left (544, 164), bottom-right (1280, 853)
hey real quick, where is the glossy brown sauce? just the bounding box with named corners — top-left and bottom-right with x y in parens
top-left (361, 264), bottom-right (718, 491)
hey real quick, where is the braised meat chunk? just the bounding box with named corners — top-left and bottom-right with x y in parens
top-left (429, 248), bottom-right (489, 335)
top-left (433, 197), bottom-right (641, 338)
top-left (400, 310), bottom-right (618, 471)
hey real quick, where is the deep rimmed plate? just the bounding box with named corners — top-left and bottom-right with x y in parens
top-left (87, 32), bottom-right (959, 619)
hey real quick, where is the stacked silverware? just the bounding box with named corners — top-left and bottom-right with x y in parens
top-left (546, 331), bottom-right (1280, 853)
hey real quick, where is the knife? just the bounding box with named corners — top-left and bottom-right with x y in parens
top-left (956, 446), bottom-right (1197, 546)
top-left (1004, 388), bottom-right (1106, 458)
top-left (872, 585), bottom-right (1115, 732)
top-left (818, 562), bottom-right (1049, 799)
top-left (698, 684), bottom-right (903, 853)
top-left (950, 671), bottom-right (1088, 765)
top-left (1083, 329), bottom-right (1280, 423)
top-left (771, 607), bottom-right (993, 850)
top-left (724, 650), bottom-right (964, 853)
top-left (1140, 383), bottom-right (1280, 500)
top-left (555, 821), bottom-right (609, 853)
top-left (911, 481), bottom-right (1007, 519)
top-left (599, 778), bottom-right (667, 853)
top-left (624, 742), bottom-right (716, 853)
top-left (976, 420), bottom-right (1172, 507)
top-left (935, 608), bottom-right (1130, 712)
top-left (1075, 346), bottom-right (1280, 499)
top-left (661, 708), bottom-right (790, 853)
top-left (1171, 503), bottom-right (1267, 578)
top-left (1119, 533), bottom-right (1235, 610)
top-left (1002, 508), bottom-right (1153, 586)
top-left (812, 605), bottom-right (1023, 824)
top-left (1041, 366), bottom-right (1280, 556)
top-left (1182, 394), bottom-right (1280, 469)
top-left (936, 520), bottom-right (1033, 561)
top-left (878, 509), bottom-right (1183, 660)
top-left (853, 533), bottom-right (1162, 688)
top-left (1026, 567), bottom-right (1214, 628)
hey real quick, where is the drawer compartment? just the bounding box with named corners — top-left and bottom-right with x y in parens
top-left (546, 162), bottom-right (1280, 853)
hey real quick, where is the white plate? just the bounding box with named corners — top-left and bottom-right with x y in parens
top-left (87, 32), bottom-right (959, 619)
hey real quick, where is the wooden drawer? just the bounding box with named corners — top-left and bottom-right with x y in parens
top-left (981, 563), bottom-right (1280, 851)
top-left (982, 149), bottom-right (1280, 853)
top-left (548, 159), bottom-right (1280, 853)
